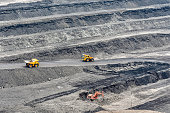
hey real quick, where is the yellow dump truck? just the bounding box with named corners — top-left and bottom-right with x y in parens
top-left (82, 54), bottom-right (94, 62)
top-left (25, 58), bottom-right (39, 68)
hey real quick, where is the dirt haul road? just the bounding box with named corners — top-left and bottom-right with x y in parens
top-left (0, 58), bottom-right (169, 70)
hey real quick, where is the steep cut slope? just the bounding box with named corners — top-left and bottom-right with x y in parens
top-left (1, 33), bottom-right (170, 62)
top-left (0, 0), bottom-right (169, 62)
top-left (0, 0), bottom-right (170, 21)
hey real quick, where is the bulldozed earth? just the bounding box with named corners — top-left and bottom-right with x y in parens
top-left (0, 0), bottom-right (170, 113)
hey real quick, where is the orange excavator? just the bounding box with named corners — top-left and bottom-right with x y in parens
top-left (87, 91), bottom-right (104, 100)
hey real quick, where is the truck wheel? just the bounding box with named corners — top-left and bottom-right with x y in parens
top-left (28, 64), bottom-right (33, 68)
top-left (35, 64), bottom-right (38, 68)
top-left (90, 58), bottom-right (94, 62)
top-left (86, 59), bottom-right (89, 62)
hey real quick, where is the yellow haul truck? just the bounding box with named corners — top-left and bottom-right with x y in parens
top-left (25, 58), bottom-right (39, 68)
top-left (82, 54), bottom-right (94, 62)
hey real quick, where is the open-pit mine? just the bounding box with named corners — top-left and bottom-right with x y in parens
top-left (0, 0), bottom-right (170, 113)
